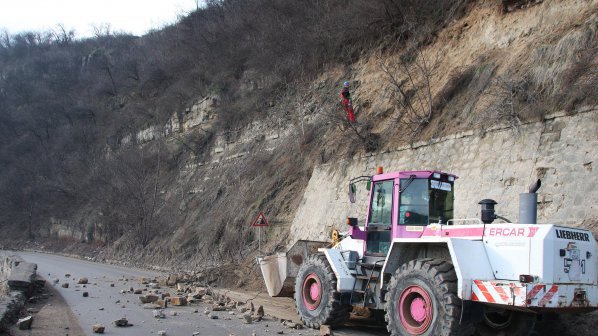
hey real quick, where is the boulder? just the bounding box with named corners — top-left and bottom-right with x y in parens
top-left (17, 316), bottom-right (33, 330)
top-left (133, 289), bottom-right (143, 294)
top-left (61, 283), bottom-right (69, 288)
top-left (78, 277), bottom-right (89, 284)
top-left (139, 294), bottom-right (159, 304)
top-left (153, 309), bottom-right (166, 318)
top-left (167, 274), bottom-right (178, 286)
top-left (188, 297), bottom-right (201, 305)
top-left (83, 292), bottom-right (89, 297)
top-left (284, 321), bottom-right (302, 329)
top-left (92, 324), bottom-right (105, 333)
top-left (114, 318), bottom-right (132, 327)
top-left (144, 303), bottom-right (161, 309)
top-left (170, 296), bottom-right (187, 306)
top-left (256, 305), bottom-right (264, 317)
top-left (211, 305), bottom-right (226, 311)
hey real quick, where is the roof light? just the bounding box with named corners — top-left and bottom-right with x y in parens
top-left (448, 176), bottom-right (455, 182)
top-left (376, 167), bottom-right (384, 174)
top-left (433, 173), bottom-right (441, 179)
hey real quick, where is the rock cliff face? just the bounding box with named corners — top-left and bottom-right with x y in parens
top-left (289, 108), bottom-right (597, 244)
top-left (38, 0), bottom-right (597, 267)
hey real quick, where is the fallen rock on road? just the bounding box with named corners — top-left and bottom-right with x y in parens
top-left (17, 316), bottom-right (33, 330)
top-left (92, 323), bottom-right (105, 333)
top-left (113, 317), bottom-right (133, 327)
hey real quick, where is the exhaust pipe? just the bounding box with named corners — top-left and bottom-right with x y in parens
top-left (519, 179), bottom-right (541, 224)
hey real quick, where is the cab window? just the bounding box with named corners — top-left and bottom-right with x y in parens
top-left (399, 178), bottom-right (454, 225)
top-left (399, 179), bottom-right (429, 225)
top-left (368, 180), bottom-right (393, 226)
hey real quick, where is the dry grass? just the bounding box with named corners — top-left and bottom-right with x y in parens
top-left (530, 22), bottom-right (598, 97)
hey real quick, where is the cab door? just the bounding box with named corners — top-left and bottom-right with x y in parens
top-left (365, 179), bottom-right (395, 256)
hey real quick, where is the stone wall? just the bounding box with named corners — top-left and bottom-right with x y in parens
top-left (289, 107), bottom-right (598, 244)
top-left (0, 253), bottom-right (37, 331)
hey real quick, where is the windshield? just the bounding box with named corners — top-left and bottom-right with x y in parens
top-left (399, 178), bottom-right (454, 225)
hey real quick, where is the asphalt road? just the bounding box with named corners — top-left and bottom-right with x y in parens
top-left (18, 251), bottom-right (389, 336)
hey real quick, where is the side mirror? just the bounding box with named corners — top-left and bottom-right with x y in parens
top-left (366, 181), bottom-right (371, 191)
top-left (348, 183), bottom-right (356, 203)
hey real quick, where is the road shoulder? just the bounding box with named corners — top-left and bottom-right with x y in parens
top-left (9, 281), bottom-right (85, 336)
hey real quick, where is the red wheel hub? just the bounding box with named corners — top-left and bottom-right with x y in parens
top-left (398, 285), bottom-right (433, 334)
top-left (302, 273), bottom-right (322, 311)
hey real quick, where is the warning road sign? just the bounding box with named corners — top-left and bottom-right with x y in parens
top-left (252, 211), bottom-right (269, 227)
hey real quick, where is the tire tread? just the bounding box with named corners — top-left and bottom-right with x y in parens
top-left (294, 254), bottom-right (351, 329)
top-left (384, 259), bottom-right (474, 336)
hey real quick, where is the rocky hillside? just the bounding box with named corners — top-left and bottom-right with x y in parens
top-left (0, 0), bottom-right (596, 284)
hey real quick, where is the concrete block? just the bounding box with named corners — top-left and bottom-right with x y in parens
top-left (7, 262), bottom-right (37, 291)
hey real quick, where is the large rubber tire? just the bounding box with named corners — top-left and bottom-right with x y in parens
top-left (385, 258), bottom-right (472, 336)
top-left (294, 254), bottom-right (351, 329)
top-left (474, 307), bottom-right (536, 336)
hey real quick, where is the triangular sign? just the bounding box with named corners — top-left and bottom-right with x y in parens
top-left (252, 211), bottom-right (269, 227)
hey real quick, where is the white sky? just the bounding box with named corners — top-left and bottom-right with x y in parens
top-left (0, 0), bottom-right (200, 38)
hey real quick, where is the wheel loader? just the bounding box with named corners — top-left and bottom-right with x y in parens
top-left (258, 168), bottom-right (597, 335)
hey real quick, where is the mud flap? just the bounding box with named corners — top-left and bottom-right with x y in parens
top-left (461, 300), bottom-right (483, 325)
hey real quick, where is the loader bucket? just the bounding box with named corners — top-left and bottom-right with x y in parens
top-left (258, 240), bottom-right (328, 297)
top-left (258, 253), bottom-right (291, 297)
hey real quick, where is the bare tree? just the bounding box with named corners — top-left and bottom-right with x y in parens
top-left (476, 75), bottom-right (538, 133)
top-left (52, 24), bottom-right (75, 45)
top-left (380, 42), bottom-right (441, 139)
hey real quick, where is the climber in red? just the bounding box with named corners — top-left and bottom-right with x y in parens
top-left (340, 81), bottom-right (356, 124)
